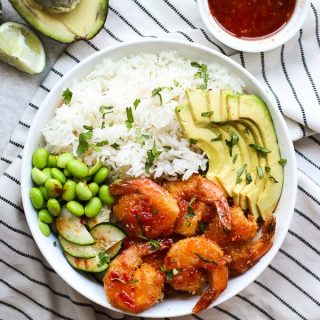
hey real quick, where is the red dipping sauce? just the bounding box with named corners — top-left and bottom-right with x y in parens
top-left (208, 0), bottom-right (296, 39)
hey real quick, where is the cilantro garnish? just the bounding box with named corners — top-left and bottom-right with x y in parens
top-left (149, 239), bottom-right (161, 251)
top-left (133, 98), bottom-right (141, 109)
top-left (257, 165), bottom-right (264, 178)
top-left (278, 158), bottom-right (287, 166)
top-left (95, 140), bottom-right (109, 147)
top-left (198, 221), bottom-right (206, 233)
top-left (246, 171), bottom-right (252, 185)
top-left (125, 107), bottom-right (134, 128)
top-left (152, 87), bottom-right (172, 105)
top-left (165, 269), bottom-right (178, 280)
top-left (269, 175), bottom-right (279, 183)
top-left (97, 252), bottom-right (110, 267)
top-left (191, 62), bottom-right (209, 90)
top-left (225, 132), bottom-right (239, 156)
top-left (249, 143), bottom-right (271, 156)
top-left (195, 253), bottom-right (217, 264)
top-left (62, 88), bottom-right (72, 105)
top-left (201, 111), bottom-right (213, 117)
top-left (211, 134), bottom-right (222, 142)
top-left (233, 153), bottom-right (238, 164)
top-left (236, 164), bottom-right (247, 184)
top-left (265, 166), bottom-right (271, 173)
top-left (190, 138), bottom-right (198, 145)
top-left (129, 279), bottom-right (139, 284)
top-left (110, 143), bottom-right (120, 150)
top-left (145, 141), bottom-right (161, 173)
top-left (77, 126), bottom-right (93, 155)
top-left (243, 127), bottom-right (250, 134)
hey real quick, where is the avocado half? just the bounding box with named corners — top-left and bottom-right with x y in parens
top-left (9, 0), bottom-right (109, 43)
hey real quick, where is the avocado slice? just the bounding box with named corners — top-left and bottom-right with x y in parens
top-left (34, 0), bottom-right (80, 13)
top-left (9, 0), bottom-right (109, 43)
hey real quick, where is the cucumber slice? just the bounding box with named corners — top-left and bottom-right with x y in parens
top-left (87, 206), bottom-right (110, 229)
top-left (90, 223), bottom-right (126, 251)
top-left (59, 235), bottom-right (96, 259)
top-left (64, 252), bottom-right (109, 273)
top-left (56, 206), bottom-right (94, 245)
top-left (106, 241), bottom-right (123, 258)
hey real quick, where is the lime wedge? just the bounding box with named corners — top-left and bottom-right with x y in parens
top-left (0, 22), bottom-right (45, 74)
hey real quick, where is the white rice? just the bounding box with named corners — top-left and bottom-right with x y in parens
top-left (42, 50), bottom-right (244, 180)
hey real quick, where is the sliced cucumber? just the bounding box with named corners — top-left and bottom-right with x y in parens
top-left (90, 223), bottom-right (126, 251)
top-left (56, 206), bottom-right (94, 245)
top-left (64, 252), bottom-right (109, 273)
top-left (59, 235), bottom-right (96, 259)
top-left (106, 241), bottom-right (123, 258)
top-left (87, 206), bottom-right (110, 229)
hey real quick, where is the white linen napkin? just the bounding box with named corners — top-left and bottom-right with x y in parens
top-left (1, 1), bottom-right (320, 319)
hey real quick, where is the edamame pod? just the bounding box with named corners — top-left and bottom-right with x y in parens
top-left (93, 167), bottom-right (109, 184)
top-left (39, 186), bottom-right (48, 201)
top-left (30, 188), bottom-right (44, 209)
top-left (48, 155), bottom-right (58, 168)
top-left (38, 218), bottom-right (50, 237)
top-left (42, 168), bottom-right (52, 181)
top-left (57, 152), bottom-right (74, 169)
top-left (85, 197), bottom-right (102, 218)
top-left (47, 199), bottom-right (61, 216)
top-left (62, 180), bottom-right (76, 201)
top-left (31, 168), bottom-right (47, 185)
top-left (45, 179), bottom-right (63, 198)
top-left (51, 168), bottom-right (67, 184)
top-left (38, 208), bottom-right (54, 224)
top-left (99, 185), bottom-right (115, 205)
top-left (76, 182), bottom-right (92, 201)
top-left (32, 148), bottom-right (49, 169)
top-left (88, 182), bottom-right (99, 197)
top-left (67, 160), bottom-right (89, 178)
top-left (66, 201), bottom-right (84, 216)
top-left (88, 161), bottom-right (102, 176)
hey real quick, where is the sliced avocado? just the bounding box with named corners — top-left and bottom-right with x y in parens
top-left (34, 0), bottom-right (80, 13)
top-left (9, 0), bottom-right (109, 43)
top-left (207, 90), bottom-right (221, 122)
top-left (220, 89), bottom-right (233, 122)
top-left (226, 93), bottom-right (240, 121)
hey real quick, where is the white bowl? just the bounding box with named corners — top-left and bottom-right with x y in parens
top-left (21, 39), bottom-right (297, 318)
top-left (198, 0), bottom-right (310, 52)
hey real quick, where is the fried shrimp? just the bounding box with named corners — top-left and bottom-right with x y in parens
top-left (226, 215), bottom-right (276, 277)
top-left (104, 240), bottom-right (171, 313)
top-left (164, 174), bottom-right (231, 235)
top-left (205, 205), bottom-right (258, 248)
top-left (110, 178), bottom-right (179, 238)
top-left (164, 235), bottom-right (230, 313)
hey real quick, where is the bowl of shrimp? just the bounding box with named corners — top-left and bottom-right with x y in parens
top-left (21, 39), bottom-right (297, 317)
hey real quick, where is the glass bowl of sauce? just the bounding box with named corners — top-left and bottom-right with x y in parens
top-left (198, 0), bottom-right (310, 52)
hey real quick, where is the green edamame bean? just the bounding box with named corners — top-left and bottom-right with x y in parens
top-left (85, 197), bottom-right (102, 218)
top-left (39, 186), bottom-right (48, 201)
top-left (99, 185), bottom-right (115, 205)
top-left (42, 168), bottom-right (52, 181)
top-left (45, 179), bottom-right (63, 198)
top-left (93, 167), bottom-right (109, 184)
top-left (57, 152), bottom-right (74, 169)
top-left (67, 160), bottom-right (89, 178)
top-left (76, 182), bottom-right (92, 201)
top-left (47, 199), bottom-right (61, 217)
top-left (38, 218), bottom-right (50, 237)
top-left (48, 155), bottom-right (58, 168)
top-left (51, 168), bottom-right (67, 184)
top-left (30, 188), bottom-right (44, 209)
top-left (31, 168), bottom-right (47, 185)
top-left (64, 168), bottom-right (71, 177)
top-left (66, 201), bottom-right (84, 216)
top-left (88, 182), bottom-right (99, 197)
top-left (32, 148), bottom-right (49, 169)
top-left (38, 208), bottom-right (54, 224)
top-left (62, 180), bottom-right (76, 201)
top-left (88, 161), bottom-right (102, 176)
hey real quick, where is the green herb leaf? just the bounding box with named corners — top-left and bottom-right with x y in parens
top-left (265, 166), bottom-right (271, 173)
top-left (125, 107), bottom-right (134, 129)
top-left (145, 141), bottom-right (161, 173)
top-left (163, 146), bottom-right (172, 150)
top-left (191, 62), bottom-right (209, 90)
top-left (149, 239), bottom-right (160, 251)
top-left (225, 132), bottom-right (239, 156)
top-left (246, 172), bottom-right (252, 185)
top-left (236, 164), bottom-right (247, 184)
top-left (249, 143), bottom-right (272, 156)
top-left (278, 158), bottom-right (287, 166)
top-left (83, 125), bottom-right (93, 131)
top-left (98, 252), bottom-right (110, 267)
top-left (198, 221), bottom-right (206, 233)
top-left (257, 165), bottom-right (264, 178)
top-left (186, 205), bottom-right (195, 218)
top-left (165, 269), bottom-right (179, 280)
top-left (232, 153), bottom-right (238, 164)
top-left (174, 79), bottom-right (180, 87)
top-left (110, 143), bottom-right (120, 150)
top-left (186, 220), bottom-right (191, 227)
top-left (201, 111), bottom-right (214, 117)
top-left (211, 134), bottom-right (222, 142)
top-left (95, 140), bottom-right (109, 147)
top-left (62, 88), bottom-right (72, 105)
top-left (77, 128), bottom-right (93, 155)
top-left (243, 127), bottom-right (250, 134)
top-left (152, 87), bottom-right (171, 105)
top-left (190, 138), bottom-right (198, 145)
top-left (269, 175), bottom-right (279, 183)
top-left (195, 253), bottom-right (217, 264)
top-left (191, 62), bottom-right (201, 68)
top-left (133, 98), bottom-right (141, 109)
top-left (99, 105), bottom-right (114, 113)
top-left (129, 278), bottom-right (139, 284)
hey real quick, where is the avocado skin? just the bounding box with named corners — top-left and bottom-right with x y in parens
top-left (34, 0), bottom-right (80, 13)
top-left (9, 0), bottom-right (109, 43)
top-left (180, 89), bottom-right (283, 220)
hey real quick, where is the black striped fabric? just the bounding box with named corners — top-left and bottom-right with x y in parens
top-left (1, 1), bottom-right (320, 319)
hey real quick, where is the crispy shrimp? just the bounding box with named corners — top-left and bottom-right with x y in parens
top-left (164, 235), bottom-right (230, 313)
top-left (110, 178), bottom-right (179, 239)
top-left (205, 205), bottom-right (258, 248)
top-left (225, 215), bottom-right (276, 277)
top-left (163, 174), bottom-right (231, 235)
top-left (104, 240), bottom-right (171, 313)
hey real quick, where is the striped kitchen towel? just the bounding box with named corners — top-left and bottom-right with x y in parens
top-left (1, 0), bottom-right (320, 319)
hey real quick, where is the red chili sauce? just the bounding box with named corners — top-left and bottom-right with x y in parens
top-left (208, 0), bottom-right (296, 39)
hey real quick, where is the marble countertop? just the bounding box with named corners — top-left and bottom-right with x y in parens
top-left (0, 0), bottom-right (66, 156)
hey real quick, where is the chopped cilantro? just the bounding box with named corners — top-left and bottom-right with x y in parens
top-left (77, 127), bottom-right (93, 155)
top-left (133, 98), bottom-right (141, 109)
top-left (165, 269), bottom-right (178, 280)
top-left (257, 165), bottom-right (264, 178)
top-left (191, 62), bottom-right (209, 89)
top-left (190, 138), bottom-right (198, 145)
top-left (265, 166), bottom-right (271, 173)
top-left (97, 252), bottom-right (110, 268)
top-left (149, 239), bottom-right (161, 251)
top-left (225, 132), bottom-right (239, 156)
top-left (249, 143), bottom-right (272, 156)
top-left (152, 87), bottom-right (172, 105)
top-left (233, 153), bottom-right (238, 164)
top-left (145, 141), bottom-right (161, 173)
top-left (201, 111), bottom-right (214, 117)
top-left (199, 221), bottom-right (206, 233)
top-left (163, 146), bottom-right (172, 150)
top-left (186, 205), bottom-right (195, 218)
top-left (129, 278), bottom-right (139, 284)
top-left (246, 172), bottom-right (252, 185)
top-left (195, 253), bottom-right (217, 264)
top-left (110, 143), bottom-right (120, 150)
top-left (243, 127), bottom-right (250, 134)
top-left (125, 107), bottom-right (134, 128)
top-left (186, 220), bottom-right (191, 227)
top-left (269, 175), bottom-right (279, 183)
top-left (95, 140), bottom-right (109, 147)
top-left (278, 158), bottom-right (287, 166)
top-left (211, 134), bottom-right (222, 142)
top-left (236, 164), bottom-right (247, 184)
top-left (62, 88), bottom-right (72, 105)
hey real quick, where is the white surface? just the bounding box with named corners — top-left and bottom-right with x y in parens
top-left (0, 0), bottom-right (65, 156)
top-left (21, 39), bottom-right (297, 318)
top-left (197, 0), bottom-right (310, 52)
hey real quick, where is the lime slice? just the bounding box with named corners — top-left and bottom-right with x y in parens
top-left (0, 22), bottom-right (45, 74)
